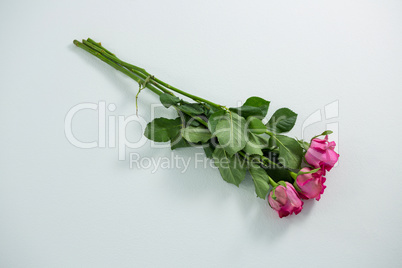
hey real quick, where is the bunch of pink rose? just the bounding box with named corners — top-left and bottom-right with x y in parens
top-left (73, 38), bottom-right (340, 219)
top-left (268, 135), bottom-right (339, 218)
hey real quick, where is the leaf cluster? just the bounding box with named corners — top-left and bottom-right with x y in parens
top-left (144, 94), bottom-right (308, 199)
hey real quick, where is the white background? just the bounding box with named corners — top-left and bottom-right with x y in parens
top-left (1, 0), bottom-right (402, 267)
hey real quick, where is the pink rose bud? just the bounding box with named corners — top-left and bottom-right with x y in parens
top-left (268, 182), bottom-right (303, 218)
top-left (305, 135), bottom-right (339, 171)
top-left (296, 167), bottom-right (326, 201)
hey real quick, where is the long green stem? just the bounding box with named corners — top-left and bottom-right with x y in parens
top-left (74, 40), bottom-right (208, 127)
top-left (85, 39), bottom-right (149, 75)
top-left (82, 39), bottom-right (175, 96)
top-left (74, 40), bottom-right (161, 97)
top-left (81, 38), bottom-right (222, 109)
top-left (119, 59), bottom-right (222, 109)
top-left (86, 38), bottom-right (115, 56)
top-left (151, 77), bottom-right (222, 109)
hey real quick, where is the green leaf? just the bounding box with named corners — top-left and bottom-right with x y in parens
top-left (212, 147), bottom-right (247, 186)
top-left (181, 126), bottom-right (211, 143)
top-left (272, 135), bottom-right (303, 169)
top-left (203, 142), bottom-right (215, 159)
top-left (229, 106), bottom-right (263, 119)
top-left (170, 132), bottom-right (191, 150)
top-left (266, 108), bottom-right (297, 133)
top-left (203, 103), bottom-right (222, 117)
top-left (267, 136), bottom-right (277, 150)
top-left (181, 113), bottom-right (201, 127)
top-left (215, 112), bottom-right (247, 156)
top-left (243, 132), bottom-right (269, 156)
top-left (160, 93), bottom-right (181, 108)
top-left (208, 110), bottom-right (226, 134)
top-left (230, 97), bottom-right (270, 119)
top-left (296, 139), bottom-right (310, 151)
top-left (248, 165), bottom-right (270, 199)
top-left (177, 103), bottom-right (204, 115)
top-left (248, 117), bottom-right (267, 134)
top-left (311, 130), bottom-right (333, 140)
top-left (243, 96), bottom-right (270, 117)
top-left (144, 117), bottom-right (182, 142)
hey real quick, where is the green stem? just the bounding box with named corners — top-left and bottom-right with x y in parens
top-left (290, 171), bottom-right (298, 181)
top-left (86, 38), bottom-right (115, 56)
top-left (268, 176), bottom-right (278, 187)
top-left (119, 63), bottom-right (222, 109)
top-left (82, 39), bottom-right (175, 96)
top-left (151, 77), bottom-right (222, 109)
top-left (74, 40), bottom-right (161, 97)
top-left (189, 115), bottom-right (208, 127)
top-left (74, 40), bottom-right (209, 127)
top-left (83, 38), bottom-right (222, 109)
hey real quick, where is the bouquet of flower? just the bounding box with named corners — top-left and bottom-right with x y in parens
top-left (73, 38), bottom-right (339, 218)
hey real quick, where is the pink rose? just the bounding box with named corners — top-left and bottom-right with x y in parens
top-left (305, 135), bottom-right (339, 171)
top-left (268, 182), bottom-right (303, 218)
top-left (296, 167), bottom-right (326, 201)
